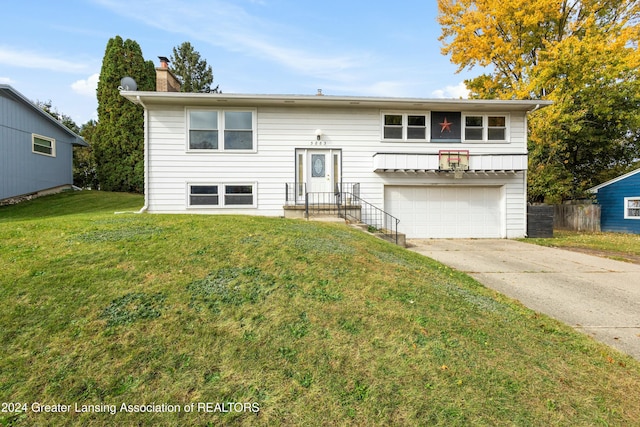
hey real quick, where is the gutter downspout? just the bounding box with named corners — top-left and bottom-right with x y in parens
top-left (136, 95), bottom-right (149, 213)
top-left (529, 103), bottom-right (541, 114)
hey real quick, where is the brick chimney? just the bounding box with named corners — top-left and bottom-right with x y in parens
top-left (156, 56), bottom-right (181, 92)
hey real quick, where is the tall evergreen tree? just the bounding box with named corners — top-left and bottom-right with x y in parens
top-left (170, 42), bottom-right (218, 93)
top-left (94, 36), bottom-right (155, 192)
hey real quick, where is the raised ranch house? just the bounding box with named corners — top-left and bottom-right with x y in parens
top-left (120, 60), bottom-right (550, 239)
top-left (0, 84), bottom-right (87, 203)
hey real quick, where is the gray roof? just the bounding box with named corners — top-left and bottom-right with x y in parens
top-left (121, 90), bottom-right (552, 113)
top-left (0, 84), bottom-right (88, 146)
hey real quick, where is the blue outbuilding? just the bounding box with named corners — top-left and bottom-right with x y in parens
top-left (589, 168), bottom-right (640, 234)
top-left (1, 85), bottom-right (87, 202)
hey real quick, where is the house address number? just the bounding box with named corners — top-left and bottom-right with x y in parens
top-left (310, 140), bottom-right (327, 145)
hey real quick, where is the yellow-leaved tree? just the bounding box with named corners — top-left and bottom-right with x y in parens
top-left (438, 0), bottom-right (640, 202)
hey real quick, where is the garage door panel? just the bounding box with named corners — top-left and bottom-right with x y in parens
top-left (384, 186), bottom-right (503, 238)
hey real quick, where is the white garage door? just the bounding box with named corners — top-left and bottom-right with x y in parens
top-left (384, 186), bottom-right (503, 238)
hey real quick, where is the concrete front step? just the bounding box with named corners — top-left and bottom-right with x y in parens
top-left (308, 215), bottom-right (347, 223)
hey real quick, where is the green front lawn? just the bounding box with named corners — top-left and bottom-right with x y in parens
top-left (1, 191), bottom-right (640, 426)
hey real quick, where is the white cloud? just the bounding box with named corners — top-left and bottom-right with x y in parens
top-left (71, 73), bottom-right (100, 97)
top-left (432, 81), bottom-right (469, 99)
top-left (94, 0), bottom-right (371, 82)
top-left (0, 46), bottom-right (88, 73)
top-left (0, 76), bottom-right (13, 84)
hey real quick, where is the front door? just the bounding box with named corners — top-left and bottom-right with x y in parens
top-left (295, 149), bottom-right (342, 202)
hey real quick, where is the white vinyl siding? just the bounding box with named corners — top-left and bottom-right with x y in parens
top-left (144, 104), bottom-right (529, 237)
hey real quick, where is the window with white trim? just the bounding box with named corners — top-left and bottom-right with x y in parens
top-left (188, 109), bottom-right (256, 151)
top-left (382, 113), bottom-right (428, 141)
top-left (624, 197), bottom-right (640, 219)
top-left (188, 183), bottom-right (256, 208)
top-left (463, 114), bottom-right (508, 142)
top-left (32, 134), bottom-right (55, 156)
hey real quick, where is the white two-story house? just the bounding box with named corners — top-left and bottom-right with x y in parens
top-left (121, 60), bottom-right (550, 239)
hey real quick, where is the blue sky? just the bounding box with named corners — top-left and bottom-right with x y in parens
top-left (1, 0), bottom-right (480, 125)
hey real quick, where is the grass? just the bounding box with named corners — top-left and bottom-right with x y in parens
top-left (524, 230), bottom-right (640, 262)
top-left (2, 191), bottom-right (640, 426)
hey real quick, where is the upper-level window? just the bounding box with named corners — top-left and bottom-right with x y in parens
top-left (383, 111), bottom-right (508, 143)
top-left (188, 109), bottom-right (256, 151)
top-left (32, 134), bottom-right (55, 157)
top-left (624, 197), bottom-right (640, 219)
top-left (431, 112), bottom-right (462, 142)
top-left (463, 114), bottom-right (508, 142)
top-left (382, 113), bottom-right (428, 141)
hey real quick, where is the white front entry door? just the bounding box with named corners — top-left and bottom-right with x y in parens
top-left (297, 149), bottom-right (341, 196)
top-left (308, 151), bottom-right (332, 193)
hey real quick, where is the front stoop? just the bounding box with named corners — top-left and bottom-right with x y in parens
top-left (283, 205), bottom-right (307, 219)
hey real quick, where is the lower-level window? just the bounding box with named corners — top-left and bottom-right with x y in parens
top-left (624, 197), bottom-right (640, 219)
top-left (188, 183), bottom-right (255, 208)
top-left (190, 185), bottom-right (219, 205)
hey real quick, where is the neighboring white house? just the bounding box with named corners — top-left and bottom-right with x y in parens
top-left (120, 61), bottom-right (550, 239)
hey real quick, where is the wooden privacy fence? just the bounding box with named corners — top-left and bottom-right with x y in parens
top-left (554, 203), bottom-right (601, 232)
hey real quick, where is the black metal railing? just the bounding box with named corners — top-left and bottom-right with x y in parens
top-left (285, 182), bottom-right (306, 206)
top-left (287, 181), bottom-right (400, 245)
top-left (342, 193), bottom-right (400, 245)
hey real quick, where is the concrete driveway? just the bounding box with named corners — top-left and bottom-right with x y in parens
top-left (408, 239), bottom-right (640, 360)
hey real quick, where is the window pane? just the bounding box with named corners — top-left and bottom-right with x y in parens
top-left (488, 116), bottom-right (505, 127)
top-left (190, 186), bottom-right (219, 205)
top-left (407, 115), bottom-right (426, 140)
top-left (465, 116), bottom-right (483, 127)
top-left (431, 112), bottom-right (461, 141)
top-left (407, 127), bottom-right (426, 139)
top-left (311, 154), bottom-right (325, 177)
top-left (33, 137), bottom-right (53, 154)
top-left (34, 144), bottom-right (52, 154)
top-left (225, 111), bottom-right (252, 129)
top-left (190, 111), bottom-right (217, 130)
top-left (466, 128), bottom-right (483, 140)
top-left (191, 185), bottom-right (218, 195)
top-left (225, 195), bottom-right (253, 205)
top-left (384, 115), bottom-right (402, 126)
top-left (224, 130), bottom-right (253, 149)
top-left (226, 185), bottom-right (252, 194)
top-left (383, 127), bottom-right (403, 139)
top-left (488, 128), bottom-right (505, 140)
top-left (189, 130), bottom-right (218, 149)
top-left (408, 115), bottom-right (425, 126)
top-left (190, 195), bottom-right (219, 205)
top-left (225, 185), bottom-right (253, 205)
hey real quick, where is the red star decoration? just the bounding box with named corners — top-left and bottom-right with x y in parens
top-left (440, 117), bottom-right (453, 133)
